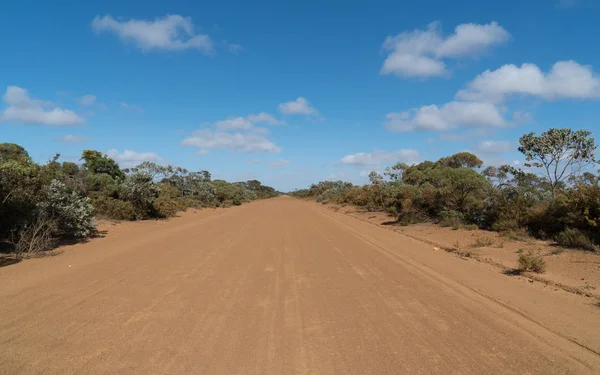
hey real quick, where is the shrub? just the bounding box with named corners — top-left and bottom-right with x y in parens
top-left (92, 196), bottom-right (136, 220)
top-left (122, 172), bottom-right (160, 219)
top-left (153, 184), bottom-right (183, 218)
top-left (556, 228), bottom-right (598, 252)
top-left (501, 228), bottom-right (530, 242)
top-left (37, 180), bottom-right (96, 238)
top-left (463, 224), bottom-right (479, 231)
top-left (517, 249), bottom-right (546, 273)
top-left (12, 215), bottom-right (57, 258)
top-left (439, 210), bottom-right (463, 229)
top-left (153, 195), bottom-right (182, 218)
top-left (491, 218), bottom-right (520, 233)
top-left (472, 237), bottom-right (494, 248)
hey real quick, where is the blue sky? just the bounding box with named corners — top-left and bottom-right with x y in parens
top-left (1, 0), bottom-right (599, 191)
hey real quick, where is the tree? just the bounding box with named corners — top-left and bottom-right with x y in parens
top-left (81, 150), bottom-right (125, 180)
top-left (368, 171), bottom-right (385, 207)
top-left (384, 162), bottom-right (408, 182)
top-left (518, 128), bottom-right (598, 198)
top-left (0, 143), bottom-right (32, 165)
top-left (437, 152), bottom-right (483, 169)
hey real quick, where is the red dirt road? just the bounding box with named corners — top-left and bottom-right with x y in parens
top-left (1, 197), bottom-right (600, 374)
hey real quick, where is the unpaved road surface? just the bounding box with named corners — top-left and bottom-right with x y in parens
top-left (2, 197), bottom-right (600, 374)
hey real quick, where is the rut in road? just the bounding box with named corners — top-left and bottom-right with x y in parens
top-left (1, 197), bottom-right (600, 374)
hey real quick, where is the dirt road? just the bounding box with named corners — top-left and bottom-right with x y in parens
top-left (1, 197), bottom-right (600, 374)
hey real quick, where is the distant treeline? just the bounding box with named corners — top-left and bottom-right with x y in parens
top-left (0, 144), bottom-right (279, 257)
top-left (291, 128), bottom-right (599, 252)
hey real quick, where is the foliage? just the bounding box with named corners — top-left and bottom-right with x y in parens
top-left (555, 228), bottom-right (598, 252)
top-left (519, 128), bottom-right (597, 198)
top-left (37, 179), bottom-right (96, 238)
top-left (290, 128), bottom-right (599, 253)
top-left (1, 144), bottom-right (279, 257)
top-left (517, 249), bottom-right (547, 273)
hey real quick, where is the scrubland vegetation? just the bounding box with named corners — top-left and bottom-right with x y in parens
top-left (0, 144), bottom-right (279, 258)
top-left (292, 128), bottom-right (599, 254)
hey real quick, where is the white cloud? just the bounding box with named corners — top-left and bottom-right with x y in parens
top-left (278, 97), bottom-right (319, 116)
top-left (1, 86), bottom-right (84, 126)
top-left (181, 129), bottom-right (281, 153)
top-left (474, 140), bottom-right (512, 154)
top-left (251, 127), bottom-right (270, 135)
top-left (248, 112), bottom-right (284, 125)
top-left (228, 43), bottom-right (243, 54)
top-left (214, 117), bottom-right (253, 130)
top-left (196, 149), bottom-right (210, 155)
top-left (106, 149), bottom-right (165, 168)
top-left (381, 21), bottom-right (509, 78)
top-left (91, 14), bottom-right (213, 53)
top-left (340, 149), bottom-right (420, 167)
top-left (385, 101), bottom-right (505, 132)
top-left (120, 102), bottom-right (144, 112)
top-left (457, 60), bottom-right (600, 102)
top-left (213, 113), bottom-right (283, 132)
top-left (80, 94), bottom-right (97, 106)
top-left (246, 158), bottom-right (262, 163)
top-left (267, 159), bottom-right (290, 168)
top-left (55, 135), bottom-right (88, 143)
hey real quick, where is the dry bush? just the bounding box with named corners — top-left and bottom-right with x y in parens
top-left (556, 228), bottom-right (599, 252)
top-left (463, 224), bottom-right (478, 231)
top-left (472, 237), bottom-right (494, 248)
top-left (440, 216), bottom-right (462, 230)
top-left (12, 216), bottom-right (57, 259)
top-left (501, 227), bottom-right (530, 242)
top-left (517, 249), bottom-right (546, 273)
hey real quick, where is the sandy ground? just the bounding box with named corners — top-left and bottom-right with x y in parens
top-left (1, 197), bottom-right (600, 374)
top-left (339, 207), bottom-right (600, 299)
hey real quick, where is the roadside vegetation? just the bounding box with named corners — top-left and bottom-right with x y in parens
top-left (0, 144), bottom-right (279, 258)
top-left (291, 128), bottom-right (599, 253)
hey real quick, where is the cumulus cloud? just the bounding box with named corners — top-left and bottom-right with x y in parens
top-left (340, 149), bottom-right (420, 167)
top-left (278, 97), bottom-right (319, 116)
top-left (474, 140), bottom-right (513, 154)
top-left (248, 112), bottom-right (284, 125)
top-left (106, 149), bottom-right (165, 168)
top-left (381, 21), bottom-right (510, 78)
top-left (1, 86), bottom-right (84, 126)
top-left (267, 159), bottom-right (290, 168)
top-left (55, 135), bottom-right (88, 143)
top-left (457, 60), bottom-right (600, 102)
top-left (214, 117), bottom-right (253, 130)
top-left (80, 94), bottom-right (97, 106)
top-left (92, 14), bottom-right (213, 54)
top-left (181, 129), bottom-right (281, 153)
top-left (120, 102), bottom-right (144, 112)
top-left (385, 101), bottom-right (505, 132)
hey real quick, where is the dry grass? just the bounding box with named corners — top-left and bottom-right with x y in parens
top-left (517, 249), bottom-right (547, 274)
top-left (472, 237), bottom-right (494, 248)
top-left (501, 228), bottom-right (530, 242)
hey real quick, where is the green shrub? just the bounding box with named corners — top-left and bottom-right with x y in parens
top-left (517, 249), bottom-right (546, 273)
top-left (463, 224), bottom-right (479, 231)
top-left (556, 228), bottom-right (598, 252)
top-left (501, 228), bottom-right (530, 242)
top-left (93, 196), bottom-right (136, 220)
top-left (491, 218), bottom-right (520, 233)
top-left (37, 180), bottom-right (96, 238)
top-left (439, 210), bottom-right (464, 229)
top-left (153, 195), bottom-right (182, 218)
